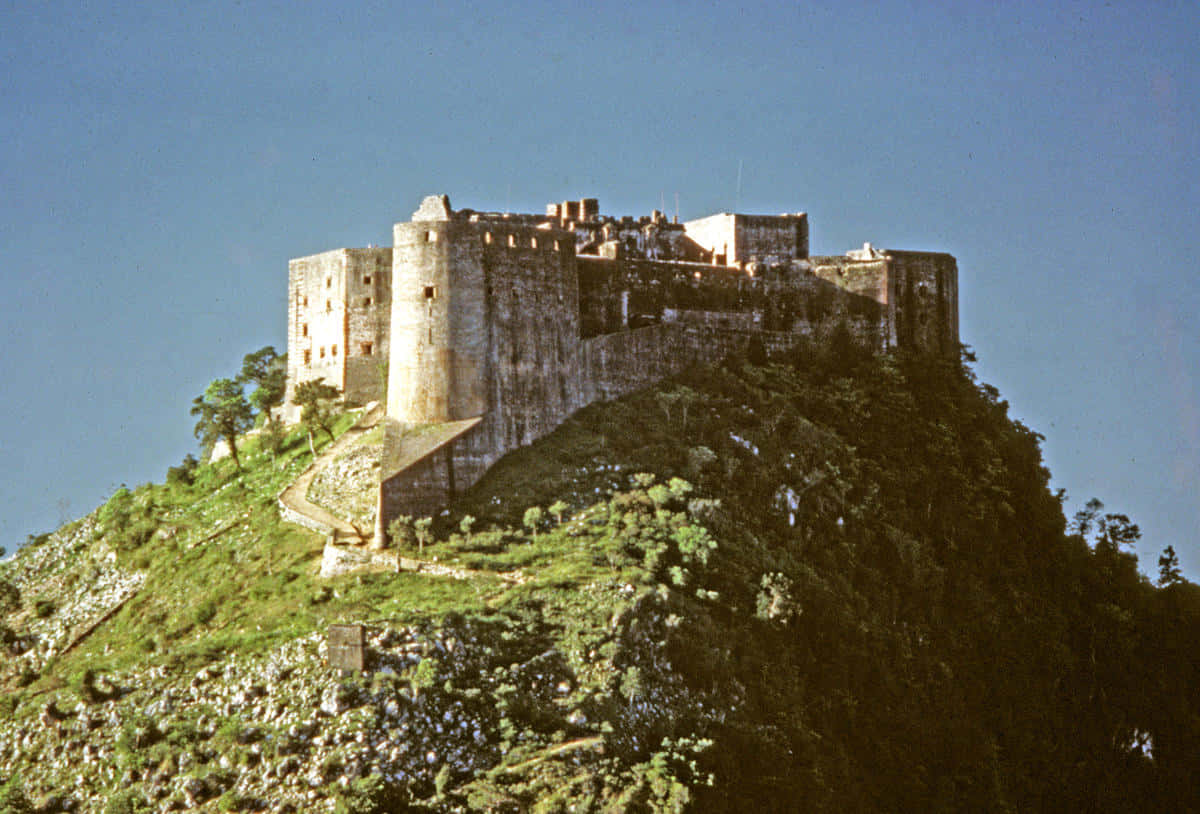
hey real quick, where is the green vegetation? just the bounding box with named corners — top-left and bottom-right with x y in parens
top-left (2, 340), bottom-right (1199, 812)
top-left (238, 346), bottom-right (287, 425)
top-left (191, 378), bottom-right (255, 471)
top-left (293, 378), bottom-right (342, 456)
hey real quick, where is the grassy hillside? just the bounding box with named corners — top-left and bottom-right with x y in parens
top-left (2, 343), bottom-right (1198, 812)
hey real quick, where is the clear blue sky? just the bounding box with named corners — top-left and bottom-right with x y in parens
top-left (2, 1), bottom-right (1197, 576)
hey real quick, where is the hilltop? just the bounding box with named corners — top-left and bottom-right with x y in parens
top-left (2, 343), bottom-right (1199, 812)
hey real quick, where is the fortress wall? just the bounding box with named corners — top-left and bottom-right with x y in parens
top-left (681, 213), bottom-right (808, 263)
top-left (476, 223), bottom-right (582, 450)
top-left (343, 248), bottom-right (393, 406)
top-left (286, 250), bottom-right (349, 422)
top-left (808, 256), bottom-right (892, 344)
top-left (378, 417), bottom-right (493, 525)
top-left (887, 251), bottom-right (958, 354)
top-left (578, 256), bottom-right (759, 337)
top-left (389, 221), bottom-right (489, 423)
top-left (579, 324), bottom-right (697, 402)
top-left (578, 255), bottom-right (888, 341)
top-left (735, 213), bottom-right (809, 262)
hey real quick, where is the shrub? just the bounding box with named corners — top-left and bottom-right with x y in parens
top-left (103, 788), bottom-right (148, 814)
top-left (0, 580), bottom-right (19, 614)
top-left (32, 598), bottom-right (55, 619)
top-left (193, 599), bottom-right (218, 626)
top-left (166, 454), bottom-right (200, 488)
top-left (334, 774), bottom-right (409, 814)
top-left (0, 777), bottom-right (33, 814)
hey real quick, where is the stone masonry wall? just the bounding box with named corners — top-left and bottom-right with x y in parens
top-left (286, 251), bottom-right (347, 423)
top-left (286, 248), bottom-right (392, 421)
top-left (681, 212), bottom-right (808, 264)
top-left (343, 249), bottom-right (393, 406)
top-left (478, 223), bottom-right (583, 452)
top-left (888, 250), bottom-right (959, 354)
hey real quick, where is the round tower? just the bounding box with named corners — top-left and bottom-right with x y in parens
top-left (387, 196), bottom-right (488, 423)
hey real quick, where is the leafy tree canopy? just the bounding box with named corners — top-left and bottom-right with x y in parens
top-left (239, 346), bottom-right (287, 422)
top-left (191, 377), bottom-right (254, 471)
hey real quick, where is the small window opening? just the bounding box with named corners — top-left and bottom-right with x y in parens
top-left (484, 232), bottom-right (493, 244)
top-left (363, 297), bottom-right (372, 307)
top-left (326, 277), bottom-right (331, 289)
top-left (360, 342), bottom-right (373, 356)
top-left (302, 295), bottom-right (308, 306)
top-left (508, 234), bottom-right (517, 247)
top-left (424, 285), bottom-right (437, 299)
top-left (425, 230), bottom-right (438, 242)
top-left (325, 300), bottom-right (332, 313)
top-left (301, 323), bottom-right (308, 337)
top-left (319, 346), bottom-right (325, 359)
top-left (531, 236), bottom-right (539, 248)
top-left (554, 240), bottom-right (561, 251)
top-left (331, 344), bottom-right (337, 357)
top-left (303, 349), bottom-right (311, 364)
top-left (363, 275), bottom-right (372, 284)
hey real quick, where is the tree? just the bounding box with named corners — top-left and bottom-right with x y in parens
top-left (413, 517), bottom-right (433, 556)
top-left (1071, 498), bottom-right (1140, 552)
top-left (239, 346), bottom-right (287, 425)
top-left (1158, 546), bottom-right (1184, 587)
top-left (548, 500), bottom-right (568, 525)
top-left (459, 515), bottom-right (476, 544)
top-left (191, 378), bottom-right (254, 471)
top-left (259, 418), bottom-right (289, 468)
top-left (523, 506), bottom-right (544, 541)
top-left (387, 515), bottom-right (414, 550)
top-left (292, 378), bottom-right (341, 456)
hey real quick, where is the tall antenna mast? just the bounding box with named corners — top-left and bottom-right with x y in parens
top-left (736, 158), bottom-right (743, 212)
top-left (674, 192), bottom-right (680, 222)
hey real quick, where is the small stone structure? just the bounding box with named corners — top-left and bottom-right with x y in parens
top-left (327, 624), bottom-right (365, 672)
top-left (284, 194), bottom-right (960, 545)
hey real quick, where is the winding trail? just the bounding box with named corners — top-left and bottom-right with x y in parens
top-left (277, 405), bottom-right (524, 583)
top-left (278, 404), bottom-right (384, 544)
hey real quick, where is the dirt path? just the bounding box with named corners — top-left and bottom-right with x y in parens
top-left (278, 404), bottom-right (384, 544)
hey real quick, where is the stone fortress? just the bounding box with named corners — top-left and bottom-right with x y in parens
top-left (285, 194), bottom-right (959, 544)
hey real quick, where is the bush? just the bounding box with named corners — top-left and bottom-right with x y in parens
top-left (166, 454), bottom-right (200, 488)
top-left (103, 788), bottom-right (148, 814)
top-left (32, 598), bottom-right (55, 619)
top-left (0, 580), bottom-right (19, 614)
top-left (0, 777), bottom-right (33, 814)
top-left (193, 599), bottom-right (218, 626)
top-left (333, 774), bottom-right (410, 814)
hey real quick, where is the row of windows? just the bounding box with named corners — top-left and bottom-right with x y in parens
top-left (480, 232), bottom-right (563, 251)
top-left (296, 296), bottom-right (376, 316)
top-left (415, 229), bottom-right (567, 252)
top-left (297, 273), bottom-right (376, 300)
top-left (300, 342), bottom-right (374, 365)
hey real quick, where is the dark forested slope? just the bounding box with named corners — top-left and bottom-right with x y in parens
top-left (453, 341), bottom-right (1200, 812)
